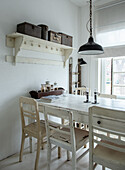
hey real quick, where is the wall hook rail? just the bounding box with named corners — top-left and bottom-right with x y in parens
top-left (6, 32), bottom-right (74, 67)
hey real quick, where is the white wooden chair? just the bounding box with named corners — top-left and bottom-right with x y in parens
top-left (19, 96), bottom-right (46, 170)
top-left (99, 93), bottom-right (117, 99)
top-left (89, 106), bottom-right (125, 170)
top-left (44, 105), bottom-right (89, 170)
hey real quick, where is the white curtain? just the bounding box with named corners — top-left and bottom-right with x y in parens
top-left (95, 1), bottom-right (125, 33)
top-left (94, 1), bottom-right (125, 57)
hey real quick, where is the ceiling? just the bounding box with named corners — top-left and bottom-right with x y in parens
top-left (70, 0), bottom-right (124, 7)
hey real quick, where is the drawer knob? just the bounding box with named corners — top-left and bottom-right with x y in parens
top-left (97, 121), bottom-right (101, 124)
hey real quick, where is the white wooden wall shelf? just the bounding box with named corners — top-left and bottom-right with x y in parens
top-left (6, 32), bottom-right (74, 67)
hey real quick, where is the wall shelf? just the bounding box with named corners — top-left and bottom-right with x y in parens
top-left (6, 32), bottom-right (74, 67)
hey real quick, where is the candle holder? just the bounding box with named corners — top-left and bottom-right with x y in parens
top-left (92, 92), bottom-right (99, 104)
top-left (84, 91), bottom-right (91, 103)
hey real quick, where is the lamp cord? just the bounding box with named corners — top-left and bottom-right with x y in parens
top-left (86, 0), bottom-right (93, 36)
top-left (90, 0), bottom-right (92, 37)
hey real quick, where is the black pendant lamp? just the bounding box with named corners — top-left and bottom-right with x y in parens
top-left (79, 58), bottom-right (87, 66)
top-left (78, 0), bottom-right (104, 55)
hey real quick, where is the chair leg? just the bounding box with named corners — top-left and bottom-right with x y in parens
top-left (83, 124), bottom-right (87, 148)
top-left (58, 147), bottom-right (61, 158)
top-left (67, 151), bottom-right (70, 161)
top-left (89, 152), bottom-right (93, 170)
top-left (34, 139), bottom-right (41, 170)
top-left (47, 141), bottom-right (51, 170)
top-left (30, 136), bottom-right (32, 153)
top-left (102, 166), bottom-right (105, 170)
top-left (41, 136), bottom-right (44, 150)
top-left (93, 163), bottom-right (97, 169)
top-left (72, 151), bottom-right (76, 170)
top-left (19, 132), bottom-right (25, 162)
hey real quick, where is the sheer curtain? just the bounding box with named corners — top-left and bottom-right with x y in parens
top-left (94, 1), bottom-right (125, 58)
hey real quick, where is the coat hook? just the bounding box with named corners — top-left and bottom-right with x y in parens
top-left (38, 44), bottom-right (41, 47)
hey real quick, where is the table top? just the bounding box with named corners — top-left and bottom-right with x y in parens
top-left (38, 94), bottom-right (125, 115)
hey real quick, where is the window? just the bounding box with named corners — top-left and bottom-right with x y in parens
top-left (113, 57), bottom-right (125, 95)
top-left (99, 57), bottom-right (125, 96)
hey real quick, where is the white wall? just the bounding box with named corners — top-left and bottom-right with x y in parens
top-left (0, 0), bottom-right (80, 160)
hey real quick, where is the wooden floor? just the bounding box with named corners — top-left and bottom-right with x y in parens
top-left (0, 144), bottom-right (109, 170)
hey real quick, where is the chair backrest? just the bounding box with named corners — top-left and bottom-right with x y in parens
top-left (44, 105), bottom-right (75, 150)
top-left (75, 87), bottom-right (87, 95)
top-left (19, 96), bottom-right (40, 132)
top-left (89, 106), bottom-right (125, 154)
top-left (99, 93), bottom-right (117, 99)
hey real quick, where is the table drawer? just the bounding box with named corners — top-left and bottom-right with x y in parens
top-left (93, 116), bottom-right (124, 133)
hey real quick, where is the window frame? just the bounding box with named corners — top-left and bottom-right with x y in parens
top-left (99, 57), bottom-right (125, 97)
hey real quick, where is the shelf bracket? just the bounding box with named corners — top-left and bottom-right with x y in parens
top-left (63, 49), bottom-right (72, 67)
top-left (6, 35), bottom-right (24, 64)
top-left (14, 36), bottom-right (24, 64)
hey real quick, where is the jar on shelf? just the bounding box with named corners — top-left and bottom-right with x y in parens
top-left (51, 84), bottom-right (54, 91)
top-left (41, 84), bottom-right (46, 92)
top-left (54, 82), bottom-right (58, 90)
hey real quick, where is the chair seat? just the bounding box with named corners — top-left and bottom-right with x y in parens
top-left (24, 120), bottom-right (59, 138)
top-left (51, 127), bottom-right (89, 150)
top-left (94, 141), bottom-right (125, 169)
top-left (24, 120), bottom-right (46, 138)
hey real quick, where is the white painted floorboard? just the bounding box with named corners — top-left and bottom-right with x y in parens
top-left (0, 144), bottom-right (108, 170)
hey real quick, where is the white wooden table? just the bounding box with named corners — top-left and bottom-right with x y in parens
top-left (28, 94), bottom-right (125, 152)
top-left (38, 94), bottom-right (125, 125)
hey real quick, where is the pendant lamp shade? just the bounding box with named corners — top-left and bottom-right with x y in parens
top-left (78, 0), bottom-right (104, 55)
top-left (78, 37), bottom-right (104, 55)
top-left (79, 58), bottom-right (87, 65)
